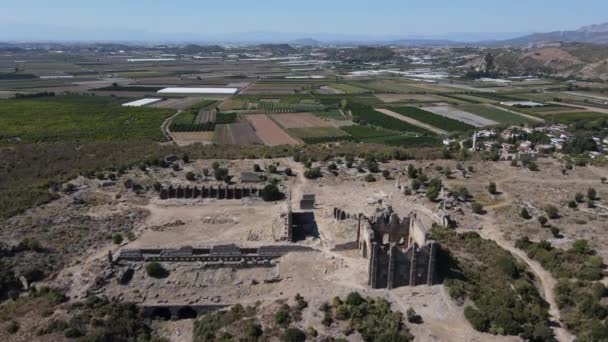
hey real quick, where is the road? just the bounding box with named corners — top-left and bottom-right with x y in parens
top-left (160, 109), bottom-right (182, 142)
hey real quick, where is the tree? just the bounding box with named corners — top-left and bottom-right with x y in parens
top-left (274, 304), bottom-right (291, 328)
top-left (411, 179), bottom-right (421, 191)
top-left (364, 174), bottom-right (377, 182)
top-left (327, 163), bottom-right (337, 171)
top-left (520, 208), bottom-right (531, 220)
top-left (488, 182), bottom-right (497, 195)
top-left (346, 292), bottom-right (364, 306)
top-left (527, 162), bottom-right (539, 171)
top-left (268, 164), bottom-right (277, 173)
top-left (182, 154), bottom-right (190, 163)
top-left (253, 164), bottom-right (261, 172)
top-left (382, 170), bottom-right (390, 179)
top-left (211, 161), bottom-right (220, 170)
top-left (538, 216), bottom-right (548, 227)
top-left (484, 53), bottom-right (495, 74)
top-left (568, 200), bottom-right (578, 208)
top-left (284, 168), bottom-right (293, 176)
top-left (261, 184), bottom-right (283, 202)
top-left (575, 192), bottom-right (585, 203)
top-left (406, 164), bottom-right (418, 178)
top-left (406, 308), bottom-right (422, 324)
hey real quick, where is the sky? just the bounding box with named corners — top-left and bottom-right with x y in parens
top-left (2, 0), bottom-right (608, 41)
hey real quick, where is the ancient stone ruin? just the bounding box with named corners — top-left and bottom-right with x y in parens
top-left (159, 185), bottom-right (260, 200)
top-left (117, 244), bottom-right (312, 267)
top-left (357, 205), bottom-right (438, 289)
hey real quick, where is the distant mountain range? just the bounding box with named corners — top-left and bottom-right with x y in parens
top-left (2, 22), bottom-right (608, 47)
top-left (497, 23), bottom-right (608, 46)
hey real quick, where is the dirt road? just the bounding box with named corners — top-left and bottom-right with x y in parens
top-left (374, 108), bottom-right (448, 135)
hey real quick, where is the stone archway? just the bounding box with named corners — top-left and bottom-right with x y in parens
top-left (151, 307), bottom-right (172, 320)
top-left (177, 306), bottom-right (198, 319)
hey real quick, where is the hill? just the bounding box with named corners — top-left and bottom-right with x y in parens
top-left (501, 23), bottom-right (608, 46)
top-left (466, 43), bottom-right (608, 80)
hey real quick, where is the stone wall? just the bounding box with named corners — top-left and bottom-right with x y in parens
top-left (159, 185), bottom-right (260, 200)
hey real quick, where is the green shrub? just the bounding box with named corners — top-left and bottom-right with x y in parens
top-left (274, 304), bottom-right (291, 328)
top-left (112, 234), bottom-right (123, 245)
top-left (284, 328), bottom-right (306, 342)
top-left (145, 262), bottom-right (168, 278)
top-left (261, 184), bottom-right (283, 202)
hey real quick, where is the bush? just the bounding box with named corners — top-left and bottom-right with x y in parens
top-left (5, 321), bottom-right (19, 334)
top-left (304, 167), bottom-right (322, 179)
top-left (274, 304), bottom-right (291, 328)
top-left (588, 188), bottom-right (597, 200)
top-left (575, 192), bottom-right (585, 203)
top-left (538, 216), bottom-right (548, 226)
top-left (214, 167), bottom-right (229, 181)
top-left (488, 182), bottom-right (497, 194)
top-left (268, 164), bottom-right (277, 173)
top-left (284, 168), bottom-right (293, 176)
top-left (345, 292), bottom-right (364, 306)
top-left (545, 205), bottom-right (559, 219)
top-left (186, 171), bottom-right (196, 181)
top-left (364, 174), bottom-right (376, 182)
top-left (335, 304), bottom-right (350, 320)
top-left (471, 202), bottom-right (484, 214)
top-left (568, 200), bottom-right (578, 208)
top-left (520, 208), bottom-right (531, 220)
top-left (406, 308), bottom-right (422, 324)
top-left (284, 328), bottom-right (306, 342)
top-left (253, 164), bottom-right (261, 172)
top-left (64, 327), bottom-right (83, 338)
top-left (112, 233), bottom-right (123, 245)
top-left (327, 163), bottom-right (337, 171)
top-left (145, 262), bottom-right (168, 278)
top-left (261, 184), bottom-right (283, 202)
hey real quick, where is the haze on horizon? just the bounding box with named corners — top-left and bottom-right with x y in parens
top-left (2, 0), bottom-right (608, 42)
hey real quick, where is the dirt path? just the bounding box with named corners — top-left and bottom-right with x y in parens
top-left (374, 108), bottom-right (448, 135)
top-left (486, 104), bottom-right (545, 123)
top-left (161, 109), bottom-right (182, 142)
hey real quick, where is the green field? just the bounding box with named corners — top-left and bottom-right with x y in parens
top-left (363, 135), bottom-right (439, 147)
top-left (341, 124), bottom-right (399, 139)
top-left (311, 110), bottom-right (347, 120)
top-left (391, 106), bottom-right (474, 132)
top-left (0, 95), bottom-right (173, 144)
top-left (350, 103), bottom-right (434, 135)
top-left (543, 111), bottom-right (608, 122)
top-left (288, 126), bottom-right (349, 138)
top-left (458, 104), bottom-right (537, 124)
top-left (327, 83), bottom-right (371, 94)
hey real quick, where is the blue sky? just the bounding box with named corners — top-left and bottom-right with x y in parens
top-left (2, 0), bottom-right (607, 40)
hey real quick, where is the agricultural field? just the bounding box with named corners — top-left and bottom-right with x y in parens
top-left (214, 123), bottom-right (262, 145)
top-left (350, 103), bottom-right (434, 134)
top-left (0, 95), bottom-right (173, 144)
top-left (311, 110), bottom-right (348, 120)
top-left (541, 111), bottom-right (608, 122)
top-left (375, 93), bottom-right (442, 103)
top-left (340, 124), bottom-right (399, 139)
top-left (363, 135), bottom-right (440, 147)
top-left (391, 106), bottom-right (474, 132)
top-left (421, 105), bottom-right (498, 127)
top-left (271, 113), bottom-right (333, 128)
top-left (288, 126), bottom-right (352, 144)
top-left (457, 104), bottom-right (538, 124)
top-left (245, 114), bottom-right (301, 145)
top-left (325, 83), bottom-right (370, 94)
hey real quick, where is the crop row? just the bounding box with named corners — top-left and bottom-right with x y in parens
top-left (350, 103), bottom-right (432, 134)
top-left (391, 106), bottom-right (474, 132)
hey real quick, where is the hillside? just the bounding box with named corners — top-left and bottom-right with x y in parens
top-left (466, 43), bottom-right (608, 80)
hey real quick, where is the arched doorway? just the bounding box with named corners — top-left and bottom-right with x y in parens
top-left (177, 306), bottom-right (198, 319)
top-left (151, 307), bottom-right (172, 320)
